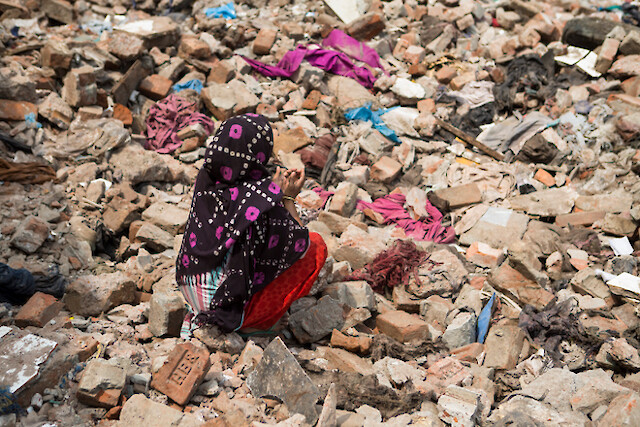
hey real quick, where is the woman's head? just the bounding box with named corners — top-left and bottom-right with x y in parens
top-left (203, 114), bottom-right (273, 184)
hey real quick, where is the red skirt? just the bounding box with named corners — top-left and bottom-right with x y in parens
top-left (241, 232), bottom-right (328, 330)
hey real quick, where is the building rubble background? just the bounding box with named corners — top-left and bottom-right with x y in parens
top-left (4, 0), bottom-right (640, 425)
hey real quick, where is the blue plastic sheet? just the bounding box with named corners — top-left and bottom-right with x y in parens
top-left (204, 2), bottom-right (236, 19)
top-left (172, 79), bottom-right (204, 94)
top-left (344, 103), bottom-right (400, 143)
top-left (477, 292), bottom-right (496, 344)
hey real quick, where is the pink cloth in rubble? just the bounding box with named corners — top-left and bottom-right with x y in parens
top-left (145, 94), bottom-right (215, 154)
top-left (357, 193), bottom-right (455, 243)
top-left (241, 45), bottom-right (378, 88)
top-left (321, 29), bottom-right (388, 75)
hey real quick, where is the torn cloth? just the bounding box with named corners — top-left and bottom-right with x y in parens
top-left (357, 193), bottom-right (455, 243)
top-left (349, 239), bottom-right (428, 292)
top-left (321, 29), bottom-right (388, 74)
top-left (145, 94), bottom-right (215, 154)
top-left (241, 45), bottom-right (377, 88)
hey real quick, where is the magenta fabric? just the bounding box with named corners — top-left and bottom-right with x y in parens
top-left (241, 45), bottom-right (377, 88)
top-left (145, 94), bottom-right (215, 154)
top-left (321, 29), bottom-right (388, 75)
top-left (357, 193), bottom-right (455, 243)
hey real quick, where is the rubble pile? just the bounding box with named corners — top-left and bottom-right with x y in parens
top-left (5, 0), bottom-right (640, 425)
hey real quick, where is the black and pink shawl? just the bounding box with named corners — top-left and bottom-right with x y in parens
top-left (176, 114), bottom-right (309, 331)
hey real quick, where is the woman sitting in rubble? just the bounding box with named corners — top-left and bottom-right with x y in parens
top-left (176, 113), bottom-right (327, 338)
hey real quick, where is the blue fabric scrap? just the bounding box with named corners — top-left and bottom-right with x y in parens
top-left (172, 79), bottom-right (204, 94)
top-left (344, 103), bottom-right (400, 143)
top-left (204, 2), bottom-right (237, 19)
top-left (477, 292), bottom-right (496, 344)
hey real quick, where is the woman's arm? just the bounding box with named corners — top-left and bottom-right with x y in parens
top-left (277, 167), bottom-right (305, 226)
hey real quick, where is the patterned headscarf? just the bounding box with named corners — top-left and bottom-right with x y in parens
top-left (176, 114), bottom-right (309, 331)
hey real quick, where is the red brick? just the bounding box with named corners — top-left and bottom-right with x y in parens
top-left (392, 38), bottom-right (410, 60)
top-left (433, 183), bottom-right (482, 209)
top-left (15, 292), bottom-right (63, 328)
top-left (376, 310), bottom-right (430, 343)
top-left (533, 169), bottom-right (555, 187)
top-left (79, 388), bottom-right (122, 408)
top-left (417, 99), bottom-right (436, 114)
top-left (113, 103), bottom-right (133, 126)
top-left (466, 242), bottom-right (504, 268)
top-left (596, 38), bottom-right (620, 74)
top-left (621, 76), bottom-right (640, 97)
top-left (0, 100), bottom-right (37, 121)
top-left (449, 73), bottom-right (475, 91)
top-left (151, 342), bottom-right (211, 405)
top-left (301, 90), bottom-right (322, 110)
top-left (253, 28), bottom-right (277, 55)
top-left (483, 324), bottom-right (525, 370)
top-left (138, 74), bottom-right (172, 101)
top-left (370, 156), bottom-right (402, 184)
top-left (330, 329), bottom-right (372, 354)
top-left (436, 66), bottom-right (457, 83)
top-left (607, 93), bottom-right (640, 115)
top-left (555, 211), bottom-right (605, 227)
top-left (347, 13), bottom-right (385, 41)
top-left (179, 37), bottom-right (211, 59)
top-left (208, 60), bottom-right (235, 84)
top-left (451, 342), bottom-right (485, 363)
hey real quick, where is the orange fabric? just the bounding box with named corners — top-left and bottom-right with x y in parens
top-left (241, 232), bottom-right (327, 330)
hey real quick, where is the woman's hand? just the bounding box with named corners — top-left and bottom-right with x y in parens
top-left (273, 167), bottom-right (286, 190)
top-left (282, 168), bottom-right (305, 198)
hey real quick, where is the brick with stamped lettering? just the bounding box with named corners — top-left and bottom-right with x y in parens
top-left (151, 342), bottom-right (210, 405)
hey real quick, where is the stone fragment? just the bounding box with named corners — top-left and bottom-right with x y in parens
top-left (109, 144), bottom-right (173, 185)
top-left (77, 358), bottom-right (128, 408)
top-left (328, 75), bottom-right (378, 110)
top-left (483, 325), bottom-right (525, 370)
top-left (273, 127), bottom-right (311, 154)
top-left (64, 272), bottom-right (136, 317)
top-left (118, 394), bottom-right (199, 425)
top-left (433, 183), bottom-right (482, 210)
top-left (202, 79), bottom-right (260, 120)
top-left (179, 36), bottom-right (210, 58)
top-left (317, 383), bottom-right (337, 427)
top-left (509, 188), bottom-right (578, 216)
top-left (596, 338), bottom-right (640, 372)
top-left (247, 337), bottom-right (321, 424)
top-left (15, 292), bottom-right (63, 328)
top-left (330, 329), bottom-right (372, 354)
top-left (289, 296), bottom-right (345, 343)
top-left (148, 291), bottom-right (186, 337)
top-left (135, 222), bottom-right (175, 251)
top-left (596, 38), bottom-right (621, 74)
top-left (597, 392), bottom-right (640, 426)
top-left (376, 310), bottom-right (430, 343)
top-left (10, 216), bottom-right (49, 254)
top-left (442, 312), bottom-right (477, 350)
top-left (556, 211), bottom-right (606, 227)
top-left (620, 31), bottom-right (640, 55)
top-left (437, 385), bottom-right (482, 427)
top-left (41, 0), bottom-right (73, 24)
top-left (328, 182), bottom-right (358, 217)
top-left (323, 281), bottom-right (376, 311)
top-left (321, 347), bottom-right (375, 376)
top-left (106, 32), bottom-right (146, 62)
top-left (141, 202), bottom-right (189, 234)
top-left (489, 263), bottom-right (554, 310)
top-left (151, 342), bottom-right (211, 406)
top-left (460, 207), bottom-right (529, 249)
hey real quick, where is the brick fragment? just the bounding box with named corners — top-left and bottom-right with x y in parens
top-left (151, 342), bottom-right (211, 405)
top-left (138, 74), bottom-right (173, 101)
top-left (347, 13), bottom-right (385, 40)
top-left (533, 169), bottom-right (556, 187)
top-left (433, 183), bottom-right (482, 209)
top-left (370, 156), bottom-right (402, 184)
top-left (15, 292), bottom-right (63, 328)
top-left (0, 100), bottom-right (37, 121)
top-left (376, 310), bottom-right (430, 343)
top-left (253, 28), bottom-right (277, 55)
